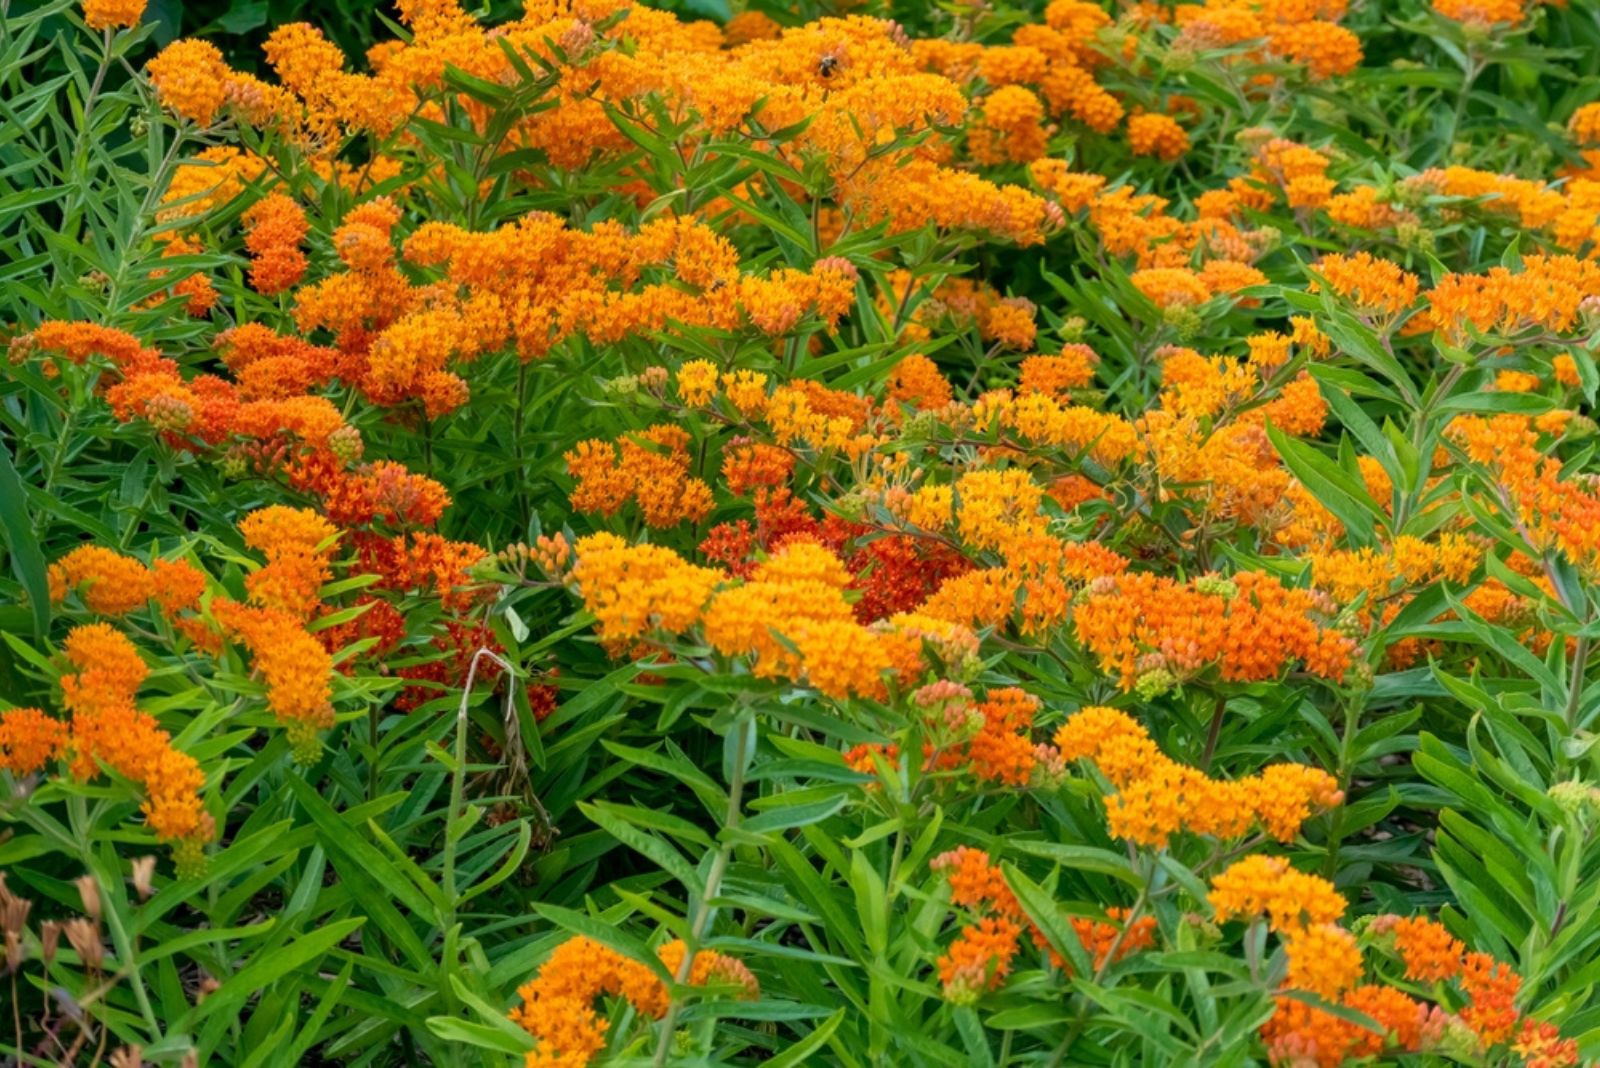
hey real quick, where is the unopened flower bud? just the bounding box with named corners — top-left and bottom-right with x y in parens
top-left (1135, 667), bottom-right (1177, 701)
top-left (814, 255), bottom-right (859, 281)
top-left (327, 424), bottom-right (364, 464)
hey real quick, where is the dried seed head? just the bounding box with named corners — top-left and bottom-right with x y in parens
top-left (74, 874), bottom-right (101, 922)
top-left (109, 1045), bottom-right (144, 1068)
top-left (63, 918), bottom-right (103, 972)
top-left (0, 874), bottom-right (27, 925)
top-left (40, 921), bottom-right (61, 967)
top-left (130, 856), bottom-right (157, 901)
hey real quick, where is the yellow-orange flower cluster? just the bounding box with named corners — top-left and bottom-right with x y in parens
top-left (242, 194), bottom-right (310, 296)
top-left (0, 623), bottom-right (212, 860)
top-left (1073, 571), bottom-right (1355, 689)
top-left (1053, 706), bottom-right (1343, 847)
top-left (565, 425), bottom-right (714, 527)
top-left (931, 845), bottom-right (1155, 1002)
top-left (82, 0), bottom-right (145, 30)
top-left (508, 935), bottom-right (755, 1067)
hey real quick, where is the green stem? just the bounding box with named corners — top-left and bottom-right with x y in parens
top-left (652, 712), bottom-right (755, 1066)
top-left (1045, 881), bottom-right (1151, 1067)
top-left (1564, 634), bottom-right (1591, 735)
top-left (1323, 695), bottom-right (1364, 879)
top-left (443, 648), bottom-right (514, 910)
top-left (1199, 694), bottom-right (1226, 772)
top-left (1442, 55), bottom-right (1483, 157)
top-left (89, 871), bottom-right (158, 1034)
top-left (514, 360), bottom-right (530, 533)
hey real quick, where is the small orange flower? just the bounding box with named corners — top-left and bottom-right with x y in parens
top-left (1127, 112), bottom-right (1189, 162)
top-left (147, 40), bottom-right (232, 125)
top-left (82, 0), bottom-right (146, 30)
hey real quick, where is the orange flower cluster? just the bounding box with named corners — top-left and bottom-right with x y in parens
top-left (0, 623), bottom-right (212, 863)
top-left (1310, 533), bottom-right (1483, 609)
top-left (1031, 159), bottom-right (1276, 272)
top-left (568, 532), bottom-right (723, 649)
top-left (1514, 1020), bottom-right (1582, 1068)
top-left (1364, 167), bottom-right (1600, 260)
top-left (1073, 571), bottom-right (1355, 690)
top-left (315, 214), bottom-right (859, 416)
top-left (21, 321), bottom-right (454, 534)
top-left (1127, 341), bottom-right (1332, 531)
top-left (569, 532), bottom-right (975, 700)
top-left (508, 935), bottom-right (756, 1068)
top-left (147, 39), bottom-right (230, 124)
top-left (48, 545), bottom-right (205, 618)
top-left (1209, 855), bottom-right (1348, 933)
top-left (242, 194), bottom-right (310, 296)
top-left (82, 0), bottom-right (145, 30)
top-left (700, 539), bottom-right (907, 699)
top-left (33, 514), bottom-right (344, 760)
top-left (211, 508), bottom-right (338, 752)
top-left (930, 846), bottom-right (1155, 1002)
top-left (148, 235), bottom-right (218, 317)
top-left (1425, 255), bottom-right (1600, 340)
top-left (1171, 0), bottom-right (1363, 82)
top-left (1449, 412), bottom-right (1600, 576)
top-left (125, 0), bottom-right (1370, 273)
top-left (1311, 251), bottom-right (1420, 320)
top-left (913, 480), bottom-right (1129, 637)
top-left (1127, 112), bottom-right (1189, 162)
top-left (1053, 706), bottom-right (1343, 847)
top-left (890, 274), bottom-right (1042, 353)
top-left (566, 425), bottom-right (714, 527)
top-left (1433, 0), bottom-right (1530, 26)
top-left (1208, 864), bottom-right (1563, 1067)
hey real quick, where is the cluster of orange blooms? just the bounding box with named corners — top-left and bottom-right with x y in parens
top-left (1053, 706), bottom-right (1343, 847)
top-left (509, 935), bottom-right (757, 1067)
top-left (131, 0), bottom-right (1400, 308)
top-left (915, 756), bottom-right (1567, 1065)
top-left (0, 489), bottom-right (503, 861)
top-left (1072, 571), bottom-right (1355, 691)
top-left (19, 321), bottom-right (458, 531)
top-left (242, 193), bottom-right (310, 296)
top-left (211, 507), bottom-right (341, 753)
top-left (846, 684), bottom-right (1063, 792)
top-left (40, 511), bottom-right (338, 752)
top-left (1449, 411), bottom-right (1600, 579)
top-left (16, 0), bottom-right (1600, 1062)
top-left (1209, 857), bottom-right (1573, 1067)
top-left (566, 533), bottom-right (977, 701)
top-left (0, 620), bottom-right (211, 867)
top-left (930, 845), bottom-right (1156, 1002)
top-left (566, 424), bottom-right (715, 528)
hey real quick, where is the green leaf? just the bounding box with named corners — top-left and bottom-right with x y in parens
top-left (0, 435), bottom-right (49, 636)
top-left (424, 1018), bottom-right (533, 1056)
top-left (1267, 424), bottom-right (1386, 546)
top-left (182, 918), bottom-right (364, 1027)
top-left (764, 1008), bottom-right (845, 1068)
top-left (1002, 864), bottom-right (1092, 978)
top-left (580, 799), bottom-right (702, 889)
